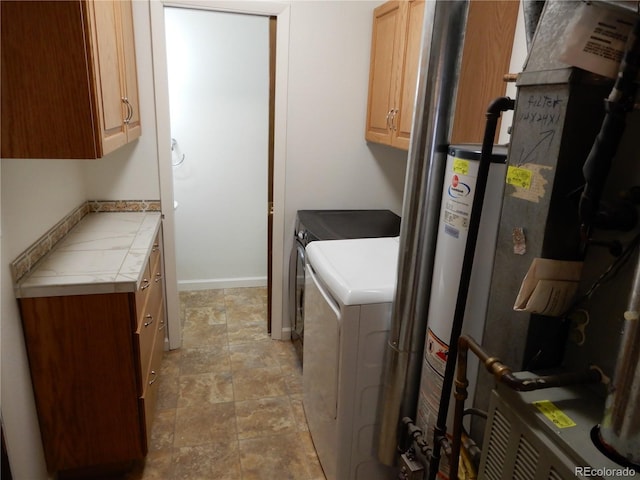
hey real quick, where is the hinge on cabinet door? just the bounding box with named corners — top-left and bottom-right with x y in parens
top-left (268, 202), bottom-right (275, 216)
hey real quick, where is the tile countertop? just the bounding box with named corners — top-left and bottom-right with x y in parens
top-left (15, 212), bottom-right (162, 299)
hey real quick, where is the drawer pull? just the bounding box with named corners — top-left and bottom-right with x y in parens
top-left (144, 314), bottom-right (154, 327)
top-left (140, 279), bottom-right (150, 291)
top-left (155, 272), bottom-right (163, 283)
top-left (149, 370), bottom-right (157, 385)
top-left (152, 243), bottom-right (159, 252)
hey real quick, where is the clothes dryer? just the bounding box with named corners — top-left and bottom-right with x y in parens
top-left (289, 210), bottom-right (400, 364)
top-left (303, 236), bottom-right (399, 480)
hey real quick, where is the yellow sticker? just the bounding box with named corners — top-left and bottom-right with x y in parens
top-left (452, 158), bottom-right (469, 175)
top-left (507, 166), bottom-right (533, 189)
top-left (533, 400), bottom-right (576, 428)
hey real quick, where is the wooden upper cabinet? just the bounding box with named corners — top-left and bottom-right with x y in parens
top-left (450, 0), bottom-right (519, 144)
top-left (365, 0), bottom-right (519, 150)
top-left (366, 1), bottom-right (425, 150)
top-left (1, 0), bottom-right (141, 159)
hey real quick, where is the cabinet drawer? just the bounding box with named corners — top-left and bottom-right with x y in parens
top-left (135, 233), bottom-right (162, 311)
top-left (135, 261), bottom-right (152, 314)
top-left (136, 264), bottom-right (164, 383)
top-left (149, 235), bottom-right (161, 274)
top-left (140, 304), bottom-right (165, 449)
top-left (135, 302), bottom-right (161, 393)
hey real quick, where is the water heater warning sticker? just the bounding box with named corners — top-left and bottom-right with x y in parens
top-left (507, 166), bottom-right (532, 189)
top-left (452, 158), bottom-right (469, 175)
top-left (532, 400), bottom-right (577, 428)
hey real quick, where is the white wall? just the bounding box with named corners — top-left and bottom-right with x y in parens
top-left (1, 160), bottom-right (87, 479)
top-left (281, 1), bottom-right (408, 334)
top-left (284, 1), bottom-right (407, 227)
top-left (165, 8), bottom-right (269, 290)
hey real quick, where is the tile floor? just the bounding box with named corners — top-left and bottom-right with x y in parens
top-left (128, 287), bottom-right (325, 480)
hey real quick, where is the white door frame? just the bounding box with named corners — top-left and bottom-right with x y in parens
top-left (149, 0), bottom-right (290, 347)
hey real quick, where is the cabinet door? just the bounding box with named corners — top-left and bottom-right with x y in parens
top-left (20, 293), bottom-right (143, 472)
top-left (119, 0), bottom-right (142, 141)
top-left (0, 1), bottom-right (100, 159)
top-left (365, 1), bottom-right (406, 145)
top-left (89, 0), bottom-right (128, 155)
top-left (450, 0), bottom-right (519, 144)
top-left (392, 0), bottom-right (424, 149)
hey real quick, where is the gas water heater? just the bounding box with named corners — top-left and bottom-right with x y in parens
top-left (416, 144), bottom-right (507, 478)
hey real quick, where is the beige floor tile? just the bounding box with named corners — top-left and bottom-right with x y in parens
top-left (227, 321), bottom-right (269, 345)
top-left (229, 341), bottom-right (280, 371)
top-left (235, 396), bottom-right (297, 440)
top-left (271, 340), bottom-right (302, 369)
top-left (137, 288), bottom-right (323, 479)
top-left (178, 372), bottom-right (235, 407)
top-left (182, 322), bottom-right (228, 348)
top-left (127, 449), bottom-right (174, 480)
top-left (289, 394), bottom-right (310, 433)
top-left (173, 403), bottom-right (236, 447)
top-left (238, 433), bottom-right (320, 480)
top-left (149, 409), bottom-right (176, 451)
top-left (173, 442), bottom-right (241, 480)
top-left (180, 346), bottom-right (231, 376)
top-left (281, 365), bottom-right (304, 396)
top-left (157, 375), bottom-right (180, 410)
top-left (224, 287), bottom-right (267, 306)
top-left (160, 349), bottom-right (182, 378)
top-left (232, 367), bottom-right (288, 401)
top-left (185, 304), bottom-right (227, 325)
top-left (180, 289), bottom-right (226, 308)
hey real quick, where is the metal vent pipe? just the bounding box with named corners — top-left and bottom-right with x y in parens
top-left (599, 248), bottom-right (640, 467)
top-left (377, 0), bottom-right (469, 466)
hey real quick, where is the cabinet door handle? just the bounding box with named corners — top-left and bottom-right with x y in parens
top-left (154, 272), bottom-right (163, 283)
top-left (127, 99), bottom-right (133, 123)
top-left (140, 279), bottom-right (150, 291)
top-left (122, 97), bottom-right (128, 124)
top-left (152, 242), bottom-right (160, 253)
top-left (391, 109), bottom-right (398, 131)
top-left (149, 370), bottom-right (157, 385)
top-left (159, 318), bottom-right (165, 332)
top-left (386, 109), bottom-right (393, 131)
top-left (144, 314), bottom-right (154, 327)
top-left (122, 97), bottom-right (133, 124)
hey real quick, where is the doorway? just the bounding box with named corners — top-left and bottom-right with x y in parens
top-left (164, 7), bottom-right (270, 286)
top-left (150, 1), bottom-right (290, 347)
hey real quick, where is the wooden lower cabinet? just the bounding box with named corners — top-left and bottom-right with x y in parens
top-left (19, 236), bottom-right (165, 475)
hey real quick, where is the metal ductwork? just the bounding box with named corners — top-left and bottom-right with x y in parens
top-left (377, 0), bottom-right (469, 466)
top-left (523, 0), bottom-right (546, 48)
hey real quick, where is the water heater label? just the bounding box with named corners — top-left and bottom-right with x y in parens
top-left (533, 400), bottom-right (576, 428)
top-left (452, 158), bottom-right (469, 175)
top-left (425, 328), bottom-right (448, 377)
top-left (507, 166), bottom-right (532, 189)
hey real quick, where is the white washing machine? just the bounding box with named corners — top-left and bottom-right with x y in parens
top-left (303, 236), bottom-right (399, 480)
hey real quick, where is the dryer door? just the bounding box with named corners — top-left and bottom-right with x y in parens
top-left (303, 261), bottom-right (340, 480)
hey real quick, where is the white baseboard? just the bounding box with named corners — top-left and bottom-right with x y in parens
top-left (177, 277), bottom-right (268, 291)
top-left (279, 327), bottom-right (292, 340)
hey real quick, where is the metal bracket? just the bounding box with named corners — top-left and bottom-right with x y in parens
top-left (398, 450), bottom-right (425, 480)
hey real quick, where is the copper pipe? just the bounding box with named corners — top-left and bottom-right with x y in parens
top-left (449, 335), bottom-right (603, 480)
